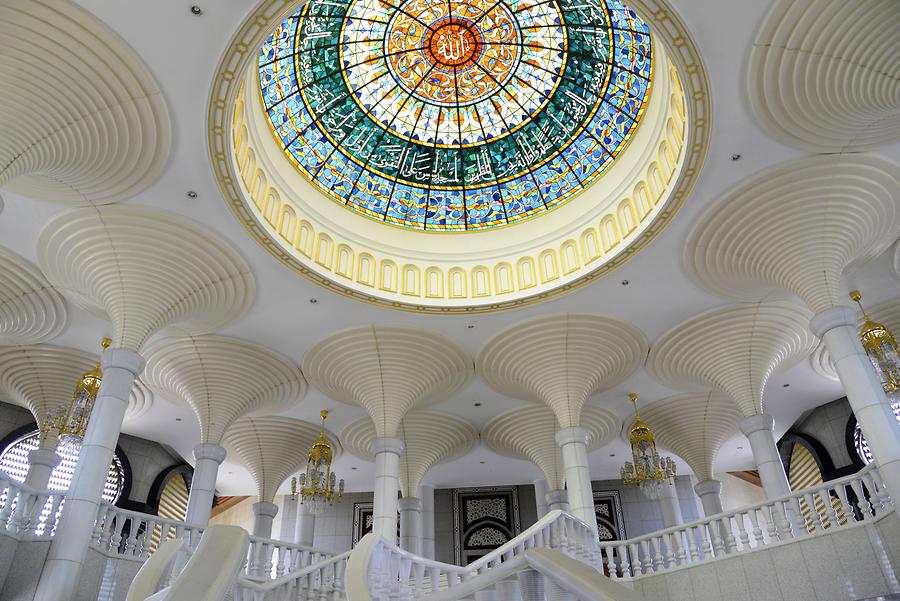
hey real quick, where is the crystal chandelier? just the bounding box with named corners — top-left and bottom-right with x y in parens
top-left (294, 410), bottom-right (343, 515)
top-left (851, 291), bottom-right (900, 394)
top-left (620, 393), bottom-right (676, 500)
top-left (45, 338), bottom-right (110, 451)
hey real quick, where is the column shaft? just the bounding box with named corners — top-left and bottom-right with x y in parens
top-left (656, 481), bottom-right (684, 528)
top-left (252, 501), bottom-right (279, 538)
top-left (279, 495), bottom-right (299, 542)
top-left (420, 485), bottom-right (435, 559)
top-left (295, 500), bottom-right (316, 547)
top-left (398, 496), bottom-right (423, 555)
top-left (372, 437), bottom-right (404, 544)
top-left (34, 348), bottom-right (144, 601)
top-left (812, 307), bottom-right (900, 505)
top-left (545, 489), bottom-right (569, 513)
top-left (24, 437), bottom-right (61, 490)
top-left (184, 443), bottom-right (226, 526)
top-left (740, 414), bottom-right (791, 498)
top-left (533, 479), bottom-right (550, 517)
top-left (556, 428), bottom-right (597, 536)
top-left (694, 479), bottom-right (723, 517)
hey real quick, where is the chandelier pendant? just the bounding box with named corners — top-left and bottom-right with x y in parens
top-left (620, 393), bottom-right (676, 500)
top-left (851, 291), bottom-right (900, 394)
top-left (294, 410), bottom-right (344, 515)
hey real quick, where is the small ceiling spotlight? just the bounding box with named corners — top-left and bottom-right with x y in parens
top-left (467, 324), bottom-right (475, 329)
top-left (309, 298), bottom-right (318, 304)
top-left (731, 153), bottom-right (742, 161)
top-left (621, 279), bottom-right (630, 286)
top-left (783, 383), bottom-right (790, 388)
top-left (190, 5), bottom-right (203, 15)
top-left (186, 190), bottom-right (198, 199)
top-left (479, 461), bottom-right (486, 465)
top-left (473, 402), bottom-right (482, 407)
top-left (351, 467), bottom-right (357, 470)
top-left (609, 453), bottom-right (616, 457)
top-left (175, 417), bottom-right (182, 422)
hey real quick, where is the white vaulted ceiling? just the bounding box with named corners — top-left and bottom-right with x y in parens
top-left (0, 0), bottom-right (898, 495)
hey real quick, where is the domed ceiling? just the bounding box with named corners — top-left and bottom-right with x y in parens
top-left (259, 0), bottom-right (652, 231)
top-left (212, 0), bottom-right (707, 312)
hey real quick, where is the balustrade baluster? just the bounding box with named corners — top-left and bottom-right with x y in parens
top-left (45, 494), bottom-right (63, 536)
top-left (639, 539), bottom-right (653, 574)
top-left (123, 516), bottom-right (140, 556)
top-left (849, 479), bottom-right (873, 521)
top-left (688, 526), bottom-right (702, 562)
top-left (673, 529), bottom-right (687, 565)
top-left (662, 532), bottom-right (676, 567)
top-left (860, 472), bottom-right (883, 513)
top-left (721, 516), bottom-right (737, 553)
top-left (649, 537), bottom-right (663, 570)
top-left (0, 483), bottom-right (19, 531)
top-left (140, 519), bottom-right (157, 560)
top-left (746, 507), bottom-right (763, 547)
top-left (773, 502), bottom-right (792, 540)
top-left (734, 513), bottom-right (750, 551)
top-left (819, 488), bottom-right (839, 529)
top-left (709, 520), bottom-right (725, 556)
top-left (617, 543), bottom-right (630, 578)
top-left (628, 542), bottom-right (642, 575)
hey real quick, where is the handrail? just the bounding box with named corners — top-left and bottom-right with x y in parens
top-left (235, 549), bottom-right (352, 601)
top-left (244, 533), bottom-right (335, 579)
top-left (598, 463), bottom-right (891, 580)
top-left (349, 510), bottom-right (599, 601)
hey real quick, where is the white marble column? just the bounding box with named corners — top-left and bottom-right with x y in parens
top-left (24, 436), bottom-right (61, 490)
top-left (252, 501), bottom-right (279, 539)
top-left (372, 437), bottom-right (404, 544)
top-left (280, 495), bottom-right (299, 542)
top-left (556, 427), bottom-right (598, 536)
top-left (295, 500), bottom-right (316, 547)
top-left (694, 479), bottom-right (723, 517)
top-left (34, 347), bottom-right (145, 601)
top-left (657, 481), bottom-right (684, 528)
top-left (533, 479), bottom-right (550, 517)
top-left (811, 307), bottom-right (900, 505)
top-left (420, 485), bottom-right (435, 559)
top-left (184, 443), bottom-right (226, 526)
top-left (398, 496), bottom-right (423, 555)
top-left (740, 414), bottom-right (791, 498)
top-left (546, 489), bottom-right (569, 512)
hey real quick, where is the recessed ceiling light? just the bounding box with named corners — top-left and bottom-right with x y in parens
top-left (175, 417), bottom-right (182, 422)
top-left (731, 153), bottom-right (742, 161)
top-left (783, 383), bottom-right (790, 388)
top-left (467, 324), bottom-right (475, 329)
top-left (621, 279), bottom-right (629, 286)
top-left (737, 446), bottom-right (744, 451)
top-left (351, 467), bottom-right (357, 470)
top-left (228, 471), bottom-right (233, 475)
top-left (479, 461), bottom-right (486, 465)
top-left (609, 453), bottom-right (616, 457)
top-left (186, 190), bottom-right (198, 199)
top-left (309, 298), bottom-right (318, 304)
top-left (473, 402), bottom-right (481, 407)
top-left (190, 5), bottom-right (203, 15)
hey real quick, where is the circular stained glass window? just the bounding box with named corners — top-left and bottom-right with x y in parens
top-left (259, 0), bottom-right (652, 231)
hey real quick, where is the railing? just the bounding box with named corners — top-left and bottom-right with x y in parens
top-left (0, 471), bottom-right (66, 538)
top-left (599, 464), bottom-right (892, 580)
top-left (235, 549), bottom-right (352, 601)
top-left (92, 502), bottom-right (335, 582)
top-left (348, 510), bottom-right (598, 601)
top-left (246, 533), bottom-right (335, 579)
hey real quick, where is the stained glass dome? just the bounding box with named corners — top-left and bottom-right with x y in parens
top-left (259, 0), bottom-right (652, 231)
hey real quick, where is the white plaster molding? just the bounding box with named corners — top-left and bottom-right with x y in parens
top-left (143, 334), bottom-right (307, 444)
top-left (37, 205), bottom-right (256, 351)
top-left (684, 154), bottom-right (900, 314)
top-left (646, 301), bottom-right (815, 416)
top-left (0, 0), bottom-right (171, 203)
top-left (303, 325), bottom-right (472, 438)
top-left (476, 313), bottom-right (647, 428)
top-left (0, 245), bottom-right (67, 346)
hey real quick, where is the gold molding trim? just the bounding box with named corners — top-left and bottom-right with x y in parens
top-left (207, 0), bottom-right (711, 313)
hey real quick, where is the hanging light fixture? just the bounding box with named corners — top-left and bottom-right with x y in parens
top-left (48, 338), bottom-right (110, 451)
top-left (620, 393), bottom-right (676, 500)
top-left (850, 291), bottom-right (900, 394)
top-left (296, 410), bottom-right (344, 514)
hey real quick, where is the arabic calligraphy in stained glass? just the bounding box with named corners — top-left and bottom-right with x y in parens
top-left (259, 0), bottom-right (652, 231)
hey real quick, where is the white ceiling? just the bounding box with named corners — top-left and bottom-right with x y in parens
top-left (1, 0), bottom-right (898, 497)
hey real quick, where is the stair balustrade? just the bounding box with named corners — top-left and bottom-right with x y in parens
top-left (0, 471), bottom-right (66, 538)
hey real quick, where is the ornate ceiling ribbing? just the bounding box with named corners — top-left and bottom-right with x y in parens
top-left (142, 335), bottom-right (307, 445)
top-left (223, 416), bottom-right (340, 504)
top-left (482, 404), bottom-right (618, 490)
top-left (341, 410), bottom-right (478, 497)
top-left (259, 0), bottom-right (652, 231)
top-left (0, 0), bottom-right (171, 204)
top-left (646, 301), bottom-right (815, 417)
top-left (476, 314), bottom-right (646, 428)
top-left (37, 206), bottom-right (256, 352)
top-left (0, 246), bottom-right (66, 346)
top-left (634, 392), bottom-right (742, 482)
top-left (684, 155), bottom-right (900, 314)
top-left (303, 325), bottom-right (472, 438)
top-left (0, 345), bottom-right (153, 423)
top-left (748, 0), bottom-right (900, 152)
